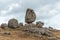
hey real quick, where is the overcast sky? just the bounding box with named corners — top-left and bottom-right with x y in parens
top-left (0, 0), bottom-right (60, 29)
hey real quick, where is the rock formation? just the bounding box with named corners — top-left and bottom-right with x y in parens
top-left (1, 23), bottom-right (8, 29)
top-left (25, 8), bottom-right (36, 24)
top-left (18, 23), bottom-right (23, 27)
top-left (0, 8), bottom-right (58, 40)
top-left (36, 21), bottom-right (44, 28)
top-left (8, 18), bottom-right (18, 28)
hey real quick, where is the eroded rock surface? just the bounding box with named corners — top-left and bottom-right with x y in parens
top-left (1, 23), bottom-right (8, 29)
top-left (8, 18), bottom-right (18, 28)
top-left (36, 21), bottom-right (44, 28)
top-left (25, 8), bottom-right (36, 24)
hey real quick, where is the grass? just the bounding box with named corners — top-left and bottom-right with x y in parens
top-left (0, 27), bottom-right (60, 40)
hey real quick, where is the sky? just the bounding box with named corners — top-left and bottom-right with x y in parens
top-left (0, 0), bottom-right (60, 29)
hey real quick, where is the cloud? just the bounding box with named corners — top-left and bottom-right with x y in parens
top-left (0, 0), bottom-right (10, 3)
top-left (0, 3), bottom-right (20, 16)
top-left (43, 14), bottom-right (60, 29)
top-left (35, 1), bottom-right (60, 29)
top-left (0, 15), bottom-right (16, 25)
top-left (0, 0), bottom-right (60, 29)
top-left (36, 2), bottom-right (60, 20)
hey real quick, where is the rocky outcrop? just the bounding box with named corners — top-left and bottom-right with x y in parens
top-left (0, 8), bottom-right (58, 40)
top-left (40, 28), bottom-right (53, 37)
top-left (36, 21), bottom-right (44, 28)
top-left (1, 23), bottom-right (8, 29)
top-left (25, 8), bottom-right (36, 24)
top-left (18, 23), bottom-right (23, 27)
top-left (8, 18), bottom-right (18, 29)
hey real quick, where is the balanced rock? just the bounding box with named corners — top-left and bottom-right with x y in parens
top-left (8, 18), bottom-right (18, 28)
top-left (36, 21), bottom-right (44, 28)
top-left (1, 23), bottom-right (8, 29)
top-left (25, 8), bottom-right (36, 24)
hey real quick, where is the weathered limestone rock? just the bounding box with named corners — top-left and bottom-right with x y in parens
top-left (18, 23), bottom-right (23, 27)
top-left (23, 23), bottom-right (36, 30)
top-left (25, 23), bottom-right (36, 27)
top-left (23, 26), bottom-right (53, 37)
top-left (23, 27), bottom-right (41, 37)
top-left (8, 18), bottom-right (18, 28)
top-left (1, 23), bottom-right (8, 29)
top-left (18, 23), bottom-right (23, 30)
top-left (25, 8), bottom-right (36, 24)
top-left (39, 28), bottom-right (53, 37)
top-left (48, 27), bottom-right (53, 31)
top-left (36, 21), bottom-right (44, 28)
top-left (48, 27), bottom-right (57, 32)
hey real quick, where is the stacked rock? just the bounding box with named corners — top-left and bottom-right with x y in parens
top-left (25, 8), bottom-right (36, 24)
top-left (8, 18), bottom-right (18, 29)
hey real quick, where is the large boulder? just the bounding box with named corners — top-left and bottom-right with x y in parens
top-left (25, 8), bottom-right (36, 24)
top-left (1, 23), bottom-right (8, 29)
top-left (8, 18), bottom-right (18, 29)
top-left (36, 21), bottom-right (44, 28)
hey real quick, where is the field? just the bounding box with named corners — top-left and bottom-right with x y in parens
top-left (0, 28), bottom-right (60, 40)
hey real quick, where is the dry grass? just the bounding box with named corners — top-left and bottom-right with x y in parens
top-left (0, 27), bottom-right (60, 40)
top-left (0, 28), bottom-right (41, 40)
